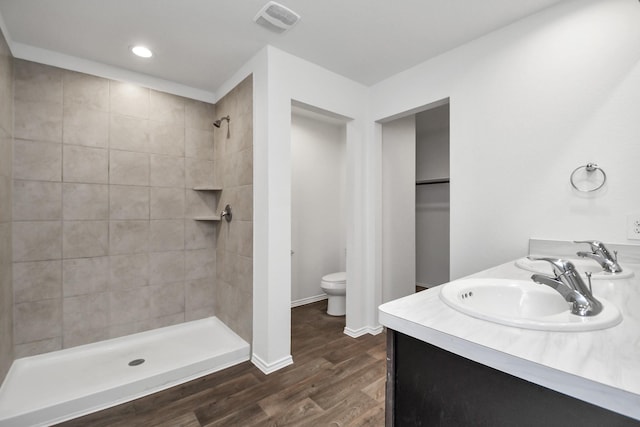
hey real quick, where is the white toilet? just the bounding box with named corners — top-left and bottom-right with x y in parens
top-left (321, 272), bottom-right (346, 316)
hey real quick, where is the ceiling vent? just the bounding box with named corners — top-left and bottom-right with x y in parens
top-left (254, 1), bottom-right (300, 33)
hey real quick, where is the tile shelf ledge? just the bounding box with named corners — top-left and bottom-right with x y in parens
top-left (193, 186), bottom-right (223, 191)
top-left (194, 215), bottom-right (221, 221)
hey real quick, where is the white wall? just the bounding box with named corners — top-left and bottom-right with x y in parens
top-left (381, 116), bottom-right (417, 302)
top-left (219, 45), bottom-right (372, 373)
top-left (371, 0), bottom-right (640, 279)
top-left (291, 111), bottom-right (346, 304)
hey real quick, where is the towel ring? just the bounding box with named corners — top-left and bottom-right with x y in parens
top-left (570, 163), bottom-right (606, 192)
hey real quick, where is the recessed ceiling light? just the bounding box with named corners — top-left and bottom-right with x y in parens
top-left (131, 45), bottom-right (153, 58)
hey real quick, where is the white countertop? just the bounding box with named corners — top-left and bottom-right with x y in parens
top-left (379, 242), bottom-right (640, 421)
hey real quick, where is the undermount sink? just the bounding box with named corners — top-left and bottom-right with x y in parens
top-left (515, 257), bottom-right (633, 280)
top-left (439, 278), bottom-right (622, 331)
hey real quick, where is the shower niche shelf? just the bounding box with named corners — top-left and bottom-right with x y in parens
top-left (193, 186), bottom-right (223, 191)
top-left (192, 186), bottom-right (222, 221)
top-left (194, 215), bottom-right (221, 222)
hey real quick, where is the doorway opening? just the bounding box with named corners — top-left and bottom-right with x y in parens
top-left (290, 103), bottom-right (348, 319)
top-left (415, 102), bottom-right (450, 290)
top-left (380, 98), bottom-right (450, 300)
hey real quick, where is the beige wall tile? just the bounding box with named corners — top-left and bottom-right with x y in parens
top-left (63, 183), bottom-right (108, 220)
top-left (149, 121), bottom-right (185, 157)
top-left (147, 312), bottom-right (184, 330)
top-left (0, 52), bottom-right (11, 138)
top-left (63, 292), bottom-right (109, 334)
top-left (150, 187), bottom-right (184, 219)
top-left (149, 282), bottom-right (184, 318)
top-left (110, 287), bottom-right (150, 325)
top-left (110, 114), bottom-right (149, 152)
top-left (150, 91), bottom-right (185, 126)
top-left (185, 190), bottom-right (217, 220)
top-left (13, 221), bottom-right (61, 262)
top-left (232, 148), bottom-right (253, 187)
top-left (235, 255), bottom-right (253, 296)
top-left (14, 60), bottom-right (63, 104)
top-left (0, 175), bottom-right (8, 223)
top-left (150, 155), bottom-right (184, 188)
top-left (0, 135), bottom-right (12, 177)
top-left (185, 158), bottom-right (215, 188)
top-left (110, 81), bottom-right (149, 119)
top-left (0, 39), bottom-right (10, 382)
top-left (14, 337), bottom-right (61, 358)
top-left (109, 253), bottom-right (148, 290)
top-left (14, 99), bottom-right (62, 142)
top-left (109, 185), bottom-right (149, 220)
top-left (185, 128), bottom-right (214, 160)
top-left (149, 251), bottom-right (185, 285)
top-left (185, 306), bottom-right (215, 322)
top-left (227, 220), bottom-right (253, 258)
top-left (215, 249), bottom-right (231, 284)
top-left (109, 150), bottom-right (149, 186)
top-left (63, 256), bottom-right (109, 297)
top-left (14, 299), bottom-right (62, 344)
top-left (107, 321), bottom-right (145, 339)
top-left (13, 139), bottom-right (62, 182)
top-left (63, 71), bottom-right (109, 111)
top-left (185, 277), bottom-right (215, 312)
top-left (13, 180), bottom-right (62, 221)
top-left (185, 99), bottom-right (215, 131)
top-left (149, 219), bottom-right (184, 252)
top-left (9, 65), bottom-right (253, 354)
top-left (63, 327), bottom-right (109, 349)
top-left (63, 220), bottom-right (108, 259)
top-left (63, 145), bottom-right (108, 184)
top-left (13, 260), bottom-right (62, 303)
top-left (233, 185), bottom-right (253, 222)
top-left (109, 220), bottom-right (149, 255)
top-left (236, 118), bottom-right (254, 153)
top-left (185, 219), bottom-right (216, 250)
top-left (185, 248), bottom-right (215, 281)
top-left (63, 104), bottom-right (109, 148)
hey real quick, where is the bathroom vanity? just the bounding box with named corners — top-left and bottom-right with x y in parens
top-left (379, 241), bottom-right (640, 426)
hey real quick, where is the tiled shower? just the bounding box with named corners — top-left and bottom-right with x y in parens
top-left (0, 25), bottom-right (253, 385)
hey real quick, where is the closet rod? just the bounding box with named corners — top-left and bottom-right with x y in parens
top-left (416, 178), bottom-right (450, 186)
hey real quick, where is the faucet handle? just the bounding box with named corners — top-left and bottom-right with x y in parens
top-left (574, 240), bottom-right (604, 253)
top-left (527, 256), bottom-right (577, 277)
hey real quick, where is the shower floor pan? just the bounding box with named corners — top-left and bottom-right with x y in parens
top-left (0, 317), bottom-right (250, 427)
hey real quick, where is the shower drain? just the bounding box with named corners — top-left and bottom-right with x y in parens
top-left (128, 358), bottom-right (145, 367)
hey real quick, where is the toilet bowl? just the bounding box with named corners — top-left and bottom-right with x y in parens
top-left (321, 272), bottom-right (346, 316)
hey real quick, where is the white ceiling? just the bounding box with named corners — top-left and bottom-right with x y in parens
top-left (0, 0), bottom-right (565, 95)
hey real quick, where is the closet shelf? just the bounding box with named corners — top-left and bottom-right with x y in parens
top-left (416, 178), bottom-right (450, 186)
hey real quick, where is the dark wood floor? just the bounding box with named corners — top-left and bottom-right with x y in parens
top-left (56, 301), bottom-right (387, 427)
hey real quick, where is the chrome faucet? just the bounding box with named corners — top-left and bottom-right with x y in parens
top-left (528, 257), bottom-right (603, 316)
top-left (574, 240), bottom-right (622, 273)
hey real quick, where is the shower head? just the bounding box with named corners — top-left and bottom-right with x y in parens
top-left (213, 115), bottom-right (230, 128)
top-left (213, 115), bottom-right (231, 138)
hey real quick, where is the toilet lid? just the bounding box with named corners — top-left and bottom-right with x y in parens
top-left (322, 272), bottom-right (346, 283)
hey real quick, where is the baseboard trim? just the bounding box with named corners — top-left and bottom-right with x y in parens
top-left (344, 325), bottom-right (384, 338)
top-left (251, 353), bottom-right (294, 375)
top-left (291, 294), bottom-right (327, 308)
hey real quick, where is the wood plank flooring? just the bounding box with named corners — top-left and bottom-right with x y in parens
top-left (55, 301), bottom-right (387, 427)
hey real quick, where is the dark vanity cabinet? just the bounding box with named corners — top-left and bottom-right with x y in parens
top-left (385, 330), bottom-right (639, 427)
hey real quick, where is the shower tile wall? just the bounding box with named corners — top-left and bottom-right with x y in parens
top-left (0, 28), bottom-right (14, 382)
top-left (213, 76), bottom-right (253, 343)
top-left (11, 59), bottom-right (220, 357)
